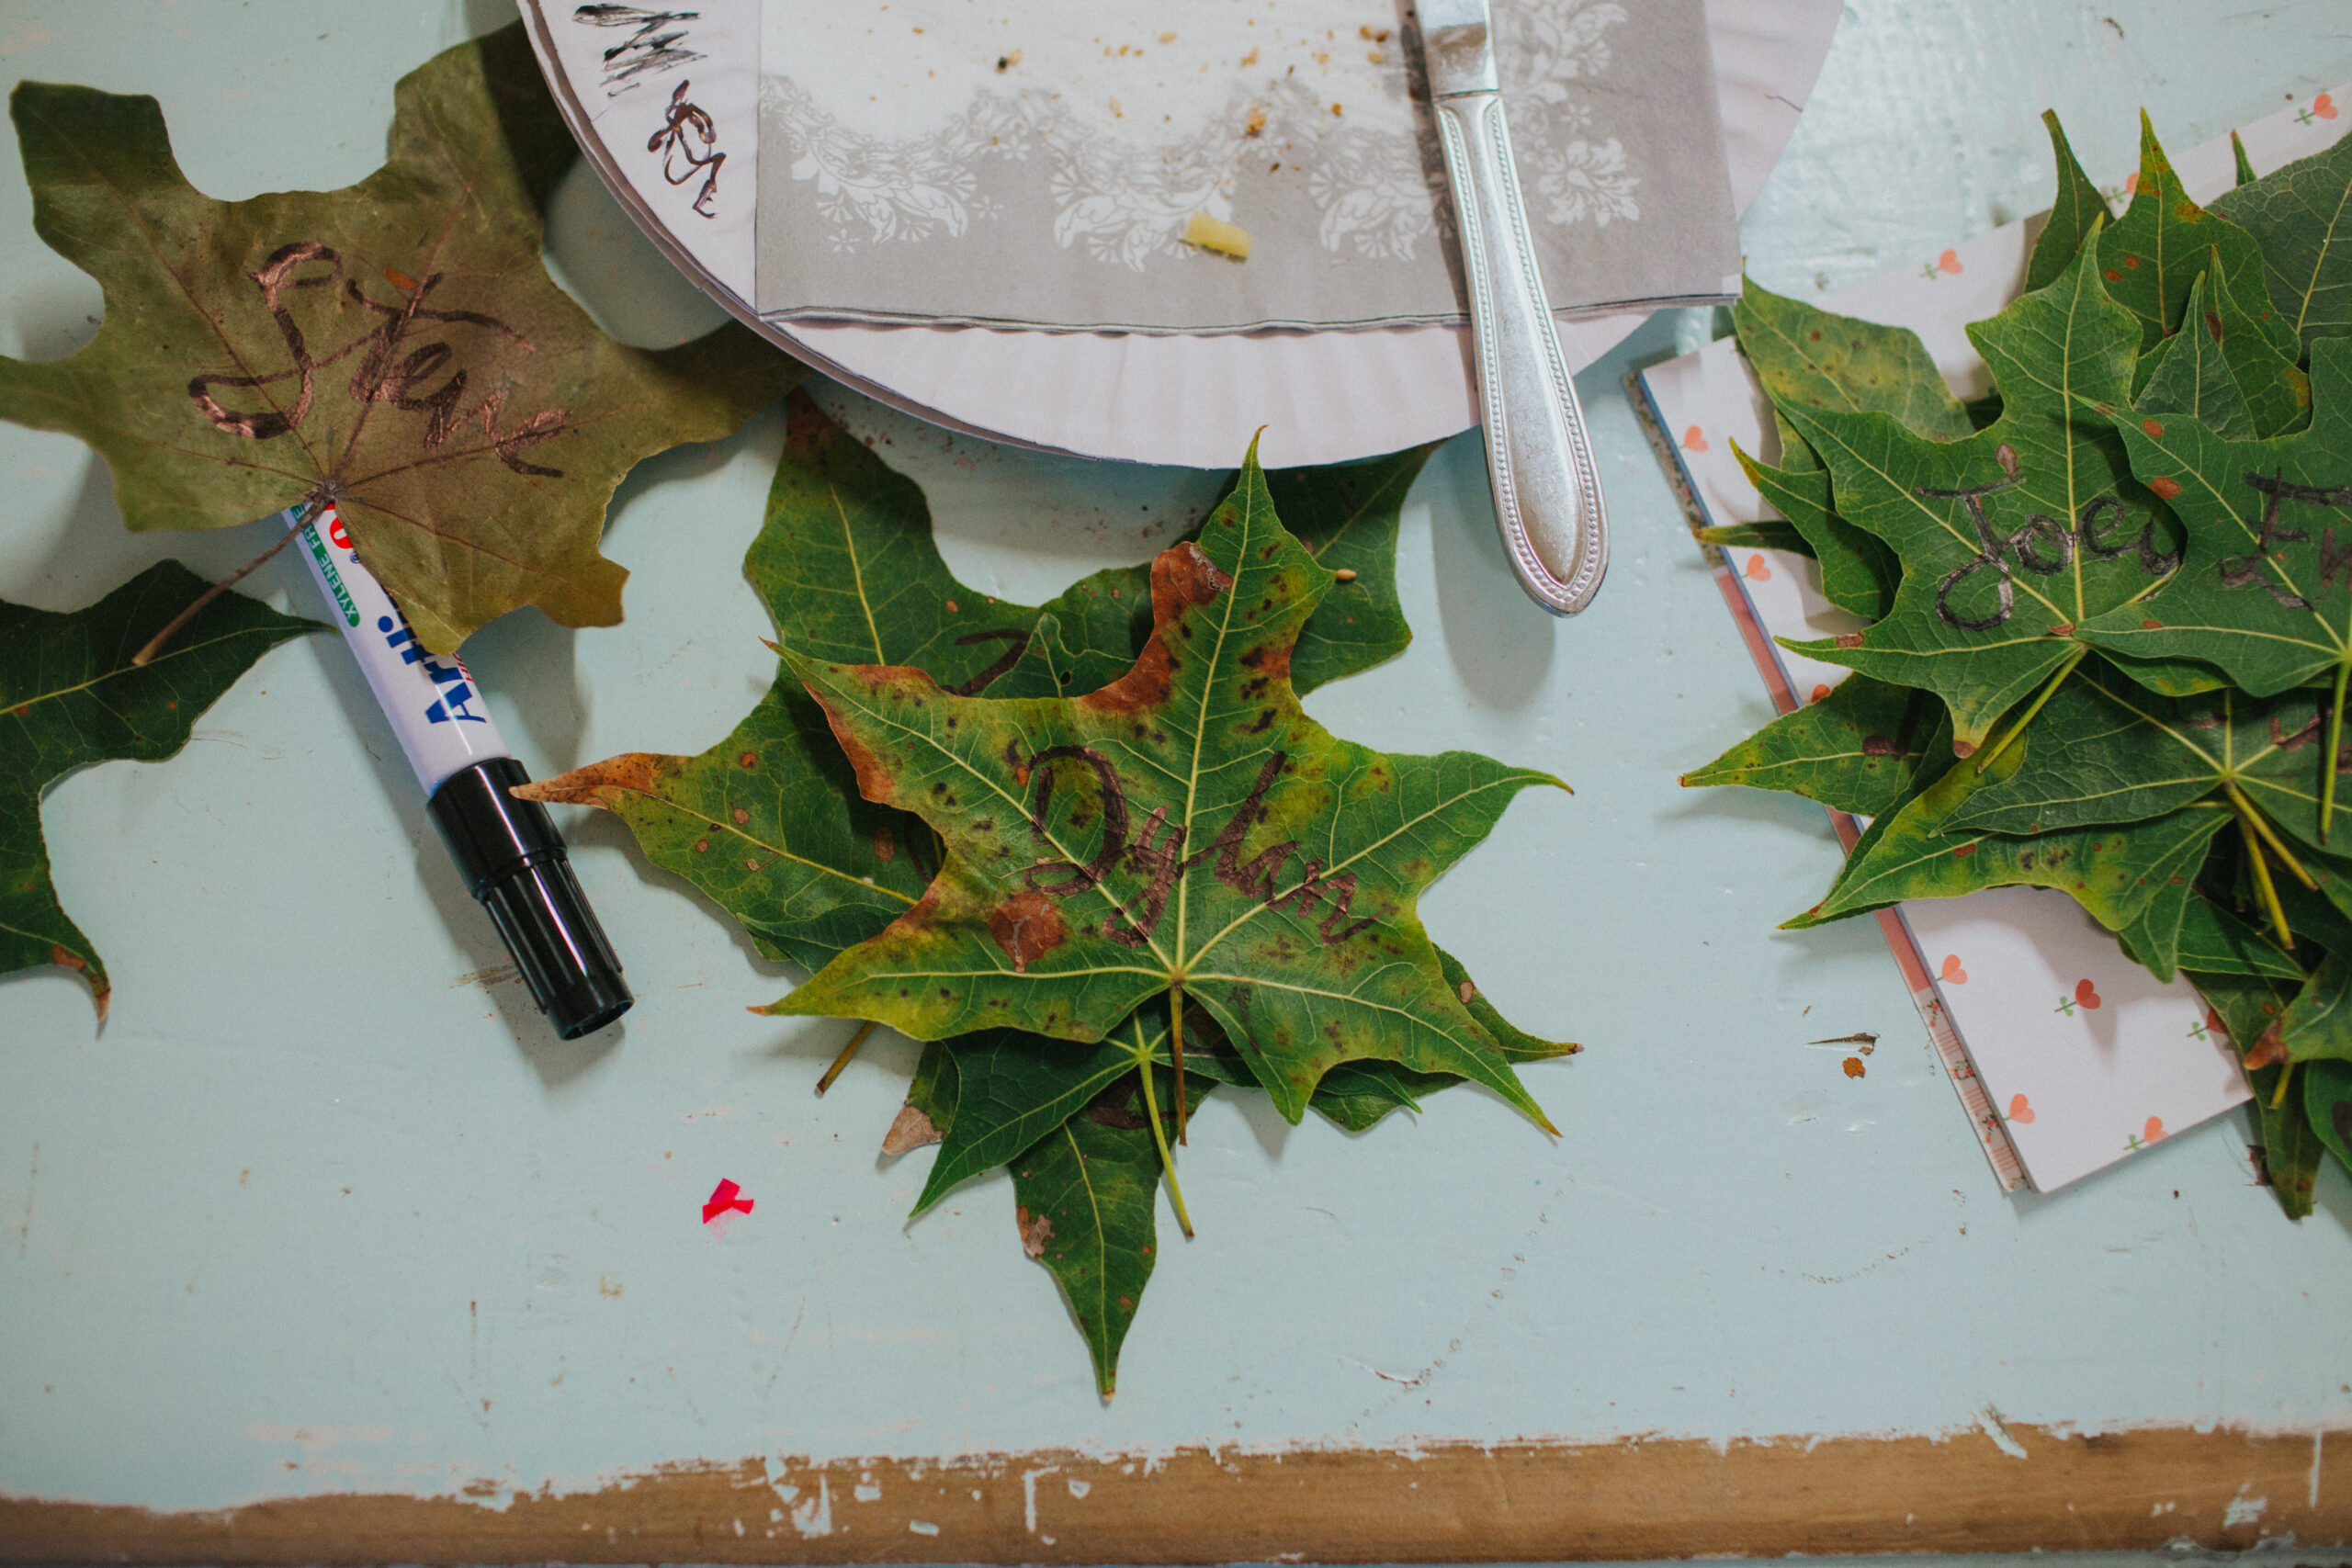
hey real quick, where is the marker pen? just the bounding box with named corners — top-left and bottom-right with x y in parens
top-left (289, 502), bottom-right (632, 1039)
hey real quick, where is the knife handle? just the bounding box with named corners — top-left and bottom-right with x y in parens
top-left (1431, 89), bottom-right (1609, 615)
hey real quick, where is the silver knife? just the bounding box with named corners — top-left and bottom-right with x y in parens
top-left (1416, 0), bottom-right (1609, 615)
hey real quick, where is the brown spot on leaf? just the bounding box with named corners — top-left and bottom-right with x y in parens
top-left (2142, 618), bottom-right (2165, 630)
top-left (804, 693), bottom-right (898, 802)
top-left (2203, 311), bottom-right (2222, 343)
top-left (1834, 632), bottom-right (1865, 649)
top-left (2048, 622), bottom-right (2075, 637)
top-left (1861, 734), bottom-right (1900, 757)
top-left (2141, 418), bottom-right (2165, 438)
top-left (944, 599), bottom-right (958, 615)
top-left (694, 838), bottom-right (710, 853)
top-left (874, 825), bottom-right (897, 862)
top-left (1017, 1205), bottom-right (1054, 1258)
top-left (881, 1104), bottom-right (942, 1156)
top-left (1995, 444), bottom-right (2020, 479)
top-left (739, 751), bottom-right (758, 769)
top-left (1951, 843), bottom-right (1976, 856)
top-left (510, 752), bottom-right (665, 808)
top-left (1084, 542), bottom-right (1231, 715)
top-left (2242, 1022), bottom-right (2290, 1072)
top-left (1458, 978), bottom-right (1476, 1005)
top-left (989, 889), bottom-right (1068, 972)
top-left (731, 806), bottom-right (751, 825)
top-left (2148, 477), bottom-right (2182, 500)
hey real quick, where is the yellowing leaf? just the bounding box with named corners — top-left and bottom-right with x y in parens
top-left (0, 26), bottom-right (797, 653)
top-left (764, 444), bottom-right (1563, 1126)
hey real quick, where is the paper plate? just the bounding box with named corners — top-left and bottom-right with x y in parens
top-left (523, 0), bottom-right (1842, 467)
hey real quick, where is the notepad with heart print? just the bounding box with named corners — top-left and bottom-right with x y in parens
top-left (1634, 88), bottom-right (2352, 1193)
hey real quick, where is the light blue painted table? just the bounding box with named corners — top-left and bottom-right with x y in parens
top-left (3, 2), bottom-right (2352, 1561)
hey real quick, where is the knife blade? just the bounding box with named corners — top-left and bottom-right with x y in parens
top-left (1412, 0), bottom-right (1609, 615)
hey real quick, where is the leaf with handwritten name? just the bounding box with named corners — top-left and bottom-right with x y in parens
top-left (518, 393), bottom-right (1430, 971)
top-left (0, 24), bottom-right (797, 654)
top-left (764, 441), bottom-right (1564, 1126)
top-left (2, 560), bottom-right (318, 1017)
top-left (1775, 231), bottom-right (2179, 755)
top-left (2211, 123), bottom-right (2352, 357)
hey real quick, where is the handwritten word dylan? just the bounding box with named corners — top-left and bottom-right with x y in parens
top-left (187, 243), bottom-right (567, 477)
top-left (1023, 749), bottom-right (1377, 951)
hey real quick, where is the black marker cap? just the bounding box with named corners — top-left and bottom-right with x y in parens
top-left (428, 757), bottom-right (632, 1040)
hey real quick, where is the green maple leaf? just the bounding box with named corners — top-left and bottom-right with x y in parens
top-left (1681, 675), bottom-right (1941, 818)
top-left (2211, 124), bottom-right (2352, 356)
top-left (2097, 114), bottom-right (2297, 377)
top-left (519, 394), bottom-right (1428, 971)
top-left (2135, 273), bottom-right (2257, 440)
top-left (1008, 1057), bottom-right (1202, 1399)
top-left (1728, 278), bottom-right (1969, 619)
top-left (2079, 338), bottom-right (2352, 833)
top-left (1945, 662), bottom-right (2342, 840)
top-left (2023, 111), bottom-right (2112, 294)
top-left (1783, 737), bottom-right (2231, 932)
top-left (2120, 883), bottom-right (2297, 984)
top-left (0, 25), bottom-right (797, 654)
top-left (1775, 231), bottom-right (2182, 754)
top-left (3, 560), bottom-right (318, 1015)
top-left (764, 444), bottom-right (1562, 1126)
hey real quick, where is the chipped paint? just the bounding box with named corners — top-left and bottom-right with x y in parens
top-left (8, 1427), bottom-right (2349, 1562)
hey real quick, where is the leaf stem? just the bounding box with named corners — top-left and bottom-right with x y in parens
top-left (132, 498), bottom-right (320, 667)
top-left (1132, 1031), bottom-right (1193, 1239)
top-left (2268, 1059), bottom-right (2296, 1111)
top-left (2236, 809), bottom-right (2295, 952)
top-left (1974, 646), bottom-right (2086, 774)
top-left (1168, 978), bottom-right (1188, 1145)
top-left (2223, 779), bottom-right (2317, 890)
top-left (815, 1020), bottom-right (876, 1096)
top-left (2324, 659), bottom-right (2351, 845)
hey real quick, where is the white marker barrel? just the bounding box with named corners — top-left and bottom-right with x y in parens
top-left (290, 502), bottom-right (511, 792)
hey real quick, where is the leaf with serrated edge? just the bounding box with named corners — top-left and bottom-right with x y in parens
top-left (2, 560), bottom-right (319, 1013)
top-left (1732, 277), bottom-right (1973, 439)
top-left (2211, 124), bottom-right (2352, 357)
top-left (1786, 740), bottom-right (2232, 931)
top-left (2100, 113), bottom-right (2298, 375)
top-left (2136, 273), bottom-right (2257, 440)
top-left (1008, 1068), bottom-right (1193, 1399)
top-left (1732, 445), bottom-right (1898, 620)
top-left (1777, 231), bottom-right (2181, 754)
top-left (2026, 111), bottom-right (2112, 294)
top-left (1682, 675), bottom-right (1938, 819)
top-left (1945, 663), bottom-right (2345, 849)
top-left (2080, 337), bottom-right (2352, 698)
top-left (519, 397), bottom-right (1429, 969)
top-left (765, 441), bottom-right (1562, 1126)
top-left (2199, 248), bottom-right (2313, 438)
top-left (0, 27), bottom-right (798, 653)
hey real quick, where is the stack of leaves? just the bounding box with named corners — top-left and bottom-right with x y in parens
top-left (1685, 112), bottom-right (2352, 1215)
top-left (523, 392), bottom-right (1577, 1393)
